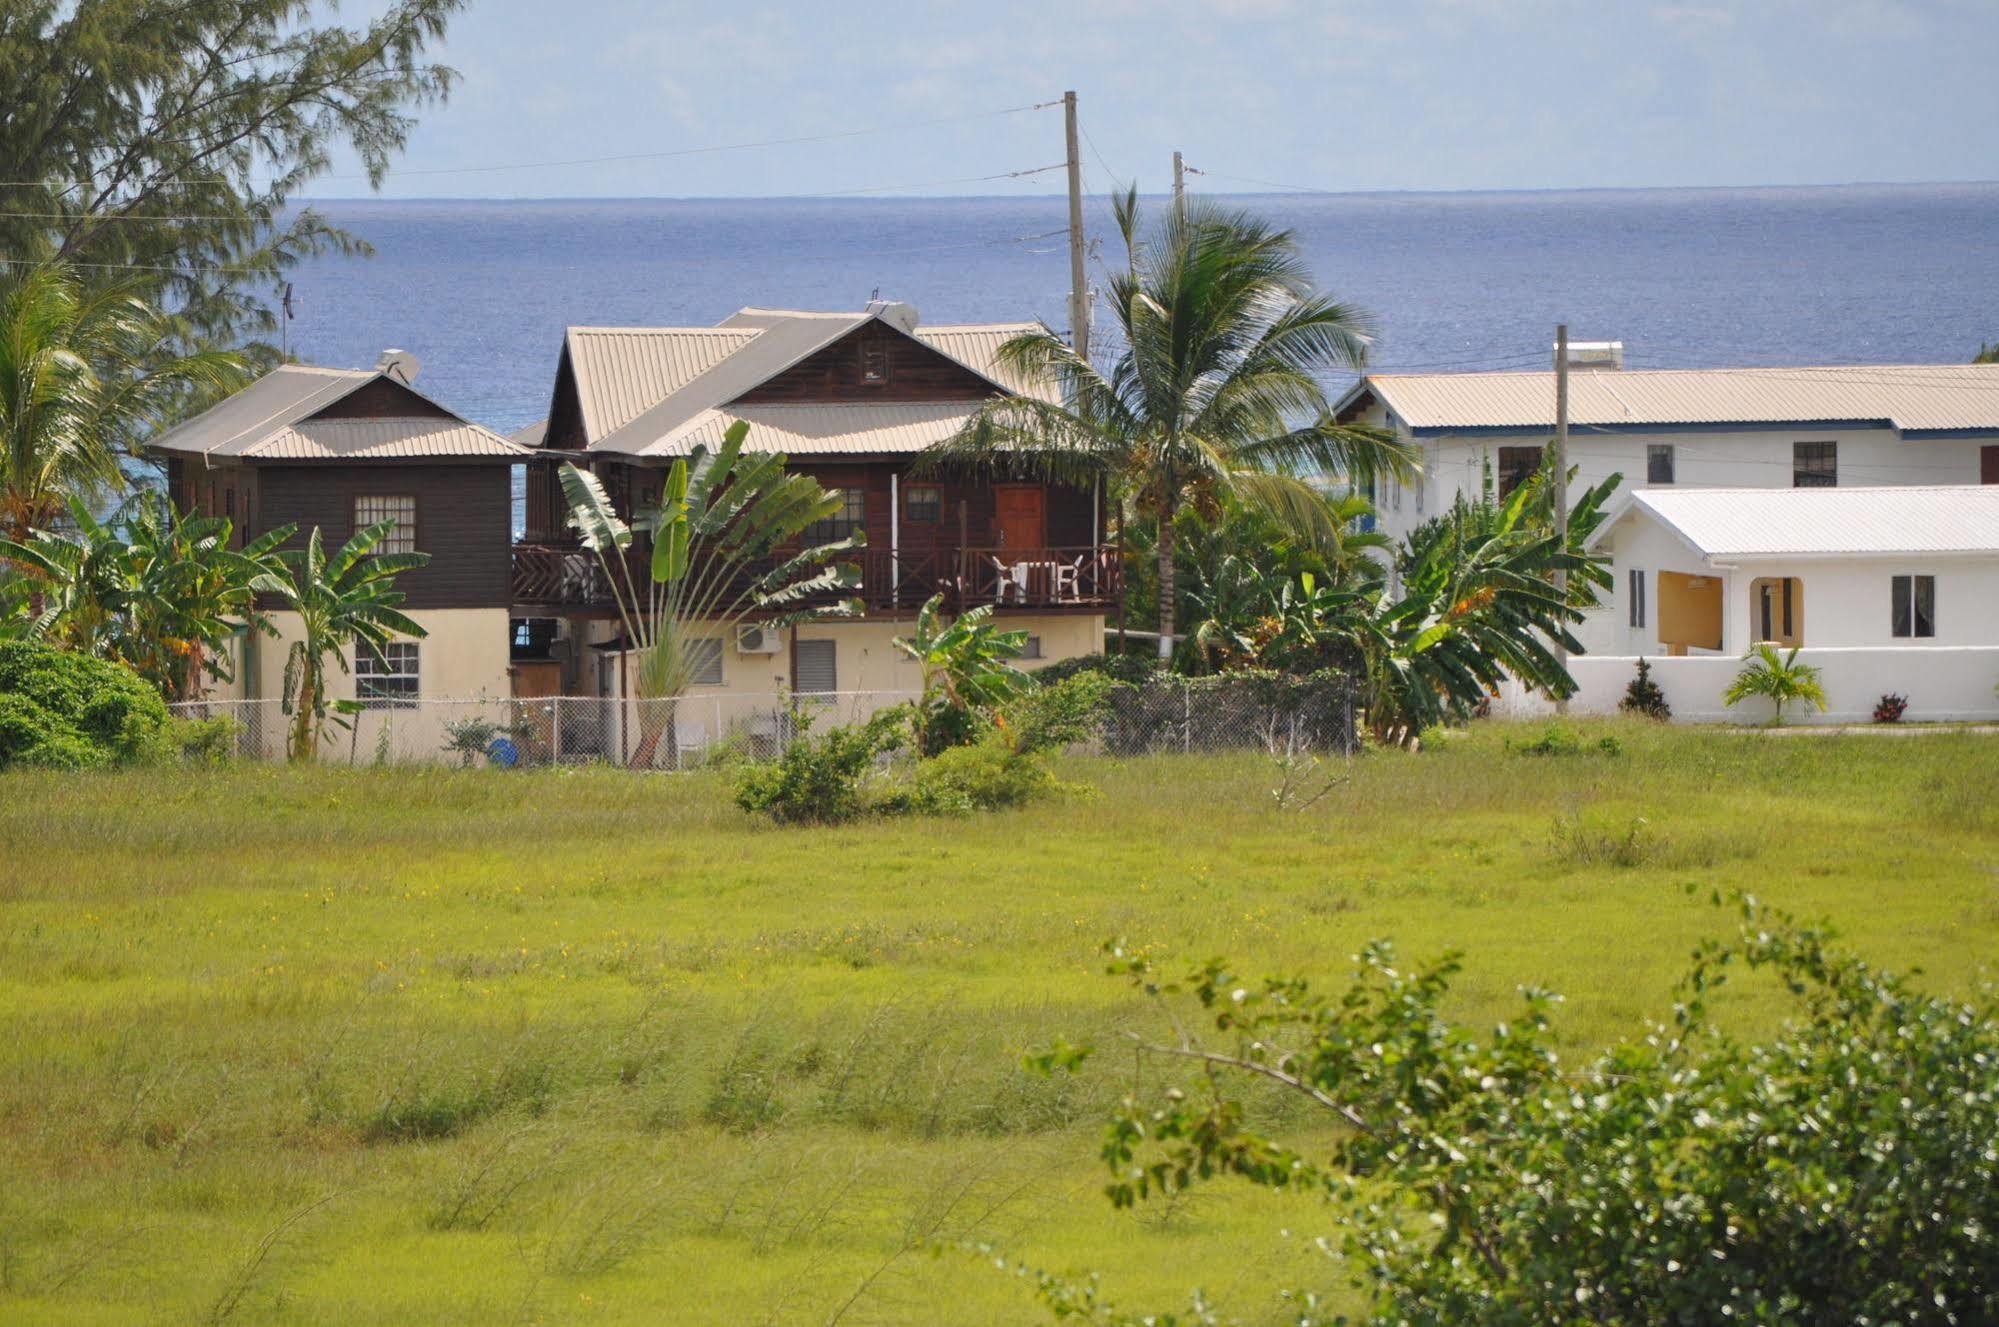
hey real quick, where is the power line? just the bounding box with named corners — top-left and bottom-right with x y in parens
top-left (315, 100), bottom-right (1060, 182)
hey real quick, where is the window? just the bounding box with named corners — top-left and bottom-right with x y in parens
top-left (1793, 441), bottom-right (1837, 488)
top-left (1891, 574), bottom-right (1935, 638)
top-left (904, 484), bottom-right (941, 523)
top-left (859, 338), bottom-right (890, 385)
top-left (685, 637), bottom-right (724, 686)
top-left (356, 495), bottom-right (418, 553)
top-left (356, 640), bottom-right (419, 706)
top-left (1021, 635), bottom-right (1043, 660)
top-left (794, 638), bottom-right (837, 695)
top-left (1628, 569), bottom-right (1647, 629)
top-left (1497, 445), bottom-right (1542, 499)
top-left (224, 486), bottom-right (235, 518)
top-left (1647, 444), bottom-right (1675, 484)
top-left (803, 488), bottom-right (866, 545)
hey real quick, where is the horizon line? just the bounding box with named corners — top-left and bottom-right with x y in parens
top-left (286, 177), bottom-right (1999, 206)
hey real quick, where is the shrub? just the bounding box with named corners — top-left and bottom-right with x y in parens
top-left (1873, 692), bottom-right (1909, 724)
top-left (1619, 656), bottom-right (1672, 720)
top-left (167, 714), bottom-right (240, 765)
top-left (1048, 897), bottom-right (1999, 1327)
top-left (731, 707), bottom-right (905, 825)
top-left (1725, 643), bottom-right (1827, 724)
top-left (896, 738), bottom-right (1059, 816)
top-left (1031, 651), bottom-right (1155, 687)
top-left (0, 639), bottom-right (171, 770)
top-left (1000, 672), bottom-right (1116, 755)
top-left (1506, 722), bottom-right (1621, 758)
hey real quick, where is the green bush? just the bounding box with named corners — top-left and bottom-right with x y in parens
top-left (897, 738), bottom-right (1058, 816)
top-left (1506, 722), bottom-right (1621, 757)
top-left (167, 714), bottom-right (240, 765)
top-left (0, 640), bottom-right (171, 770)
top-left (1030, 651), bottom-right (1155, 687)
top-left (732, 708), bottom-right (905, 825)
top-left (1001, 672), bottom-right (1116, 755)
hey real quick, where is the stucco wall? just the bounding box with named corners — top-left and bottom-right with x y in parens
top-left (1492, 648), bottom-right (1999, 724)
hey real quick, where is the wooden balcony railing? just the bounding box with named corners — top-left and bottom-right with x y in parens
top-left (511, 543), bottom-right (1121, 614)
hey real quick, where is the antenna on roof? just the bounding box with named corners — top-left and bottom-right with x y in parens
top-left (870, 286), bottom-right (880, 302)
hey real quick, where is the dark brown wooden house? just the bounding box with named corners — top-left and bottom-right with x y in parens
top-left (510, 304), bottom-right (1118, 698)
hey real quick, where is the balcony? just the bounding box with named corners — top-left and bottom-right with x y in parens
top-left (511, 543), bottom-right (1121, 615)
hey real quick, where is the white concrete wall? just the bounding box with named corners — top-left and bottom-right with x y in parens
top-left (1371, 422), bottom-right (1988, 545)
top-left (1492, 648), bottom-right (1999, 724)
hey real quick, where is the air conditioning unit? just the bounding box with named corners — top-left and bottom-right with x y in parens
top-left (735, 624), bottom-right (782, 655)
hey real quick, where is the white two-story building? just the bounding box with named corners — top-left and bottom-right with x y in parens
top-left (1334, 358), bottom-right (1999, 653)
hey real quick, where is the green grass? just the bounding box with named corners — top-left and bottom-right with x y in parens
top-left (2, 719), bottom-right (1996, 1325)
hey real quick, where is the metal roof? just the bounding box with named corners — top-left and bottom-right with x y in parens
top-left (560, 307), bottom-right (1046, 456)
top-left (630, 401), bottom-right (985, 458)
top-left (1350, 363), bottom-right (1999, 436)
top-left (1595, 485), bottom-right (1999, 559)
top-left (147, 363), bottom-right (524, 461)
top-left (566, 327), bottom-right (759, 439)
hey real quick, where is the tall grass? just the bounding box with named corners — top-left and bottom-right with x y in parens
top-left (1, 720), bottom-right (1995, 1324)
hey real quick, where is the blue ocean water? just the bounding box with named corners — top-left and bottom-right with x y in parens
top-left (287, 183), bottom-right (1999, 434)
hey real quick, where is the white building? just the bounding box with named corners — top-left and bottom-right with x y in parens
top-left (1335, 360), bottom-right (1999, 652)
top-left (1523, 485), bottom-right (1999, 723)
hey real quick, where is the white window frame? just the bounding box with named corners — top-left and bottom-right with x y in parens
top-left (1890, 573), bottom-right (1936, 639)
top-left (355, 494), bottom-right (418, 554)
top-left (356, 639), bottom-right (419, 707)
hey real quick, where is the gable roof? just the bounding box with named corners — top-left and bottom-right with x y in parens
top-left (1593, 485), bottom-right (1999, 559)
top-left (147, 363), bottom-right (524, 462)
top-left (553, 306), bottom-right (1051, 458)
top-left (1342, 363), bottom-right (1999, 438)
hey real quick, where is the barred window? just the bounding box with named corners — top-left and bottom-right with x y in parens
top-left (794, 638), bottom-right (837, 695)
top-left (1628, 569), bottom-right (1647, 629)
top-left (803, 489), bottom-right (866, 545)
top-left (1793, 441), bottom-right (1837, 488)
top-left (355, 495), bottom-right (418, 553)
top-left (859, 338), bottom-right (890, 385)
top-left (1497, 445), bottom-right (1542, 499)
top-left (356, 640), bottom-right (419, 707)
top-left (1647, 444), bottom-right (1675, 484)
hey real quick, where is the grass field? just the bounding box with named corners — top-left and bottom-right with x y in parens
top-left (3, 719), bottom-right (1997, 1326)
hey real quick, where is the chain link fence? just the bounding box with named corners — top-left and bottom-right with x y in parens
top-left (171, 675), bottom-right (1355, 768)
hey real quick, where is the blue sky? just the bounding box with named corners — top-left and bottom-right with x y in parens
top-left (316, 0), bottom-right (1999, 199)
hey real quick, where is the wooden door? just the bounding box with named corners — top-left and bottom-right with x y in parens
top-left (993, 485), bottom-right (1045, 551)
top-left (1982, 445), bottom-right (1999, 484)
top-left (510, 659), bottom-right (561, 699)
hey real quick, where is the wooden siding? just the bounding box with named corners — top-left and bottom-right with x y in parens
top-left (732, 322), bottom-right (996, 405)
top-left (308, 377), bottom-right (455, 420)
top-left (543, 348), bottom-right (590, 450)
top-left (254, 463), bottom-right (512, 609)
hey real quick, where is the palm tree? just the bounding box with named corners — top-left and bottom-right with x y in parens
top-left (1725, 643), bottom-right (1828, 725)
top-left (0, 263), bottom-right (243, 544)
top-left (560, 420), bottom-right (863, 764)
top-left (253, 523), bottom-right (430, 760)
top-left (925, 191), bottom-right (1416, 660)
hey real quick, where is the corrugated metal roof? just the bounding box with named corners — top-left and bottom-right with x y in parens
top-left (562, 307), bottom-right (1051, 456)
top-left (147, 363), bottom-right (523, 461)
top-left (1360, 364), bottom-right (1999, 434)
top-left (244, 418), bottom-right (526, 460)
top-left (567, 328), bottom-right (758, 439)
top-left (633, 402), bottom-right (984, 458)
top-left (1602, 485), bottom-right (1999, 558)
top-left (915, 323), bottom-right (1054, 400)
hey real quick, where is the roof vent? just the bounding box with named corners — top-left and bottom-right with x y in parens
top-left (866, 300), bottom-right (920, 333)
top-left (1558, 340), bottom-right (1624, 370)
top-left (375, 348), bottom-right (421, 384)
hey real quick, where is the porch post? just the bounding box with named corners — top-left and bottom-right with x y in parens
top-left (890, 471), bottom-right (900, 606)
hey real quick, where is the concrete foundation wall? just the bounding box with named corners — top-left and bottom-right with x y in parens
top-left (1493, 648), bottom-right (1999, 724)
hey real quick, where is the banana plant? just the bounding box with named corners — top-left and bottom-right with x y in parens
top-left (892, 593), bottom-right (1032, 754)
top-left (559, 420), bottom-right (864, 765)
top-left (252, 522), bottom-right (430, 761)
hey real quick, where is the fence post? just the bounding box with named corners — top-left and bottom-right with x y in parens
top-left (1182, 679), bottom-right (1191, 754)
top-left (553, 698), bottom-right (563, 763)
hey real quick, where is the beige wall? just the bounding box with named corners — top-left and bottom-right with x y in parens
top-left (235, 608), bottom-right (512, 704)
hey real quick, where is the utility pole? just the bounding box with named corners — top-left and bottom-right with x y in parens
top-left (1172, 150), bottom-right (1186, 219)
top-left (1553, 323), bottom-right (1571, 713)
top-left (1063, 90), bottom-right (1089, 364)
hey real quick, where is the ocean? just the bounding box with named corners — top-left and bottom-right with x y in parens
top-left (286, 183), bottom-right (1999, 434)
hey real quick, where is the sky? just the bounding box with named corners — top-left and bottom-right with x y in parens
top-left (311, 0), bottom-right (1999, 199)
